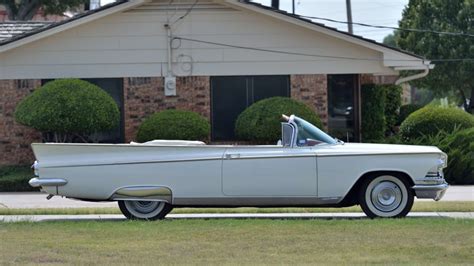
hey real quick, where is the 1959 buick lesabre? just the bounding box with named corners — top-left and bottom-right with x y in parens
top-left (29, 115), bottom-right (448, 220)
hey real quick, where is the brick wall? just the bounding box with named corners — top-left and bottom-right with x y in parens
top-left (123, 76), bottom-right (210, 142)
top-left (0, 74), bottom-right (328, 165)
top-left (360, 74), bottom-right (399, 85)
top-left (290, 74), bottom-right (328, 128)
top-left (0, 80), bottom-right (41, 166)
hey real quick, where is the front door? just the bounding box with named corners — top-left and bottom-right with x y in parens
top-left (327, 74), bottom-right (359, 142)
top-left (222, 147), bottom-right (317, 196)
top-left (211, 75), bottom-right (290, 141)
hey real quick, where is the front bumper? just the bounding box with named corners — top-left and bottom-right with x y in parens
top-left (412, 183), bottom-right (449, 201)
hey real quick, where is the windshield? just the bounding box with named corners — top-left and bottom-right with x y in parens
top-left (294, 117), bottom-right (337, 146)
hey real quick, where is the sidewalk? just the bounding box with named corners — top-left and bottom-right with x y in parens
top-left (0, 185), bottom-right (472, 209)
top-left (1, 212), bottom-right (473, 222)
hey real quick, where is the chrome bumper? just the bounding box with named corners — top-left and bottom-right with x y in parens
top-left (29, 177), bottom-right (68, 188)
top-left (413, 183), bottom-right (449, 201)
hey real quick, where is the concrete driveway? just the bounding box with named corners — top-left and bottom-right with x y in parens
top-left (0, 186), bottom-right (472, 209)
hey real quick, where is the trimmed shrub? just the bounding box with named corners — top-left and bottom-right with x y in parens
top-left (399, 106), bottom-right (474, 140)
top-left (136, 110), bottom-right (210, 142)
top-left (235, 97), bottom-right (323, 143)
top-left (398, 104), bottom-right (422, 125)
top-left (361, 84), bottom-right (386, 142)
top-left (15, 79), bottom-right (120, 142)
top-left (382, 84), bottom-right (402, 133)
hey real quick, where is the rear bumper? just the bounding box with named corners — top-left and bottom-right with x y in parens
top-left (413, 183), bottom-right (448, 201)
top-left (29, 177), bottom-right (68, 188)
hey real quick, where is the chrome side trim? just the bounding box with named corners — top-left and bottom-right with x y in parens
top-left (413, 183), bottom-right (449, 201)
top-left (42, 157), bottom-right (223, 169)
top-left (316, 152), bottom-right (444, 157)
top-left (110, 186), bottom-right (172, 203)
top-left (173, 196), bottom-right (342, 206)
top-left (29, 177), bottom-right (68, 188)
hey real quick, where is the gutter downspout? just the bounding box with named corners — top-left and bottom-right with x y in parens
top-left (395, 63), bottom-right (434, 85)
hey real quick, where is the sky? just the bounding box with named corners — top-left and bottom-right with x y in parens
top-left (252, 0), bottom-right (409, 42)
top-left (101, 0), bottom-right (408, 43)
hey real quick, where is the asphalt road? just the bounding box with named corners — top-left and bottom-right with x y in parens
top-left (0, 186), bottom-right (472, 209)
top-left (1, 212), bottom-right (473, 222)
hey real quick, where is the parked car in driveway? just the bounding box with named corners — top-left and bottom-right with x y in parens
top-left (29, 115), bottom-right (448, 220)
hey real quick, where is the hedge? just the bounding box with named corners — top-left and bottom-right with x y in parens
top-left (0, 166), bottom-right (37, 192)
top-left (137, 110), bottom-right (210, 142)
top-left (399, 106), bottom-right (474, 140)
top-left (361, 84), bottom-right (386, 142)
top-left (15, 79), bottom-right (120, 142)
top-left (382, 84), bottom-right (402, 133)
top-left (235, 97), bottom-right (323, 143)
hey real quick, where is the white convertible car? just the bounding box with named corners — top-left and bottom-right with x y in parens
top-left (29, 115), bottom-right (448, 220)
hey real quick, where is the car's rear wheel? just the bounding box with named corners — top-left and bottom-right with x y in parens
top-left (359, 174), bottom-right (414, 218)
top-left (118, 200), bottom-right (172, 220)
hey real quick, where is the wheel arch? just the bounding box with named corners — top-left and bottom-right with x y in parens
top-left (339, 170), bottom-right (414, 207)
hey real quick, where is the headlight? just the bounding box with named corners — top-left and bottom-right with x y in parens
top-left (31, 161), bottom-right (39, 177)
top-left (438, 153), bottom-right (448, 168)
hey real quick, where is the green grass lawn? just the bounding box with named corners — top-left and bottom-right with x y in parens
top-left (0, 219), bottom-right (472, 264)
top-left (0, 201), bottom-right (473, 215)
top-left (0, 166), bottom-right (37, 192)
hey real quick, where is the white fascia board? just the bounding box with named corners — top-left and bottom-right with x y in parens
top-left (223, 0), bottom-right (427, 69)
top-left (0, 0), bottom-right (148, 54)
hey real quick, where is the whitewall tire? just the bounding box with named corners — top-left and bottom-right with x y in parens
top-left (118, 200), bottom-right (172, 220)
top-left (359, 174), bottom-right (414, 218)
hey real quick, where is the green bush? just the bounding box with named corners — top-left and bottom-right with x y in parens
top-left (398, 104), bottom-right (422, 125)
top-left (441, 128), bottom-right (474, 185)
top-left (361, 84), bottom-right (386, 142)
top-left (399, 106), bottom-right (474, 140)
top-left (0, 166), bottom-right (37, 192)
top-left (15, 79), bottom-right (120, 142)
top-left (382, 85), bottom-right (402, 133)
top-left (235, 97), bottom-right (323, 143)
top-left (137, 110), bottom-right (210, 142)
top-left (404, 127), bottom-right (474, 185)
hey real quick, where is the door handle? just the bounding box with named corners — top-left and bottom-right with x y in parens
top-left (225, 153), bottom-right (241, 159)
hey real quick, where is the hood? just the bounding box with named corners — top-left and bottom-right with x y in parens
top-left (316, 143), bottom-right (444, 156)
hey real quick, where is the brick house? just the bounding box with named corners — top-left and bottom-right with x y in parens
top-left (0, 0), bottom-right (431, 166)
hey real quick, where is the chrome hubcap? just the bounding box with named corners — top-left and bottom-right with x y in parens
top-left (371, 181), bottom-right (402, 212)
top-left (126, 201), bottom-right (163, 215)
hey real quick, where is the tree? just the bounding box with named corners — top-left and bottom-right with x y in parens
top-left (382, 31), bottom-right (399, 48)
top-left (0, 0), bottom-right (87, 21)
top-left (396, 0), bottom-right (474, 113)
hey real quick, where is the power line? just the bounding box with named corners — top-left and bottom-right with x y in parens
top-left (173, 36), bottom-right (474, 63)
top-left (171, 0), bottom-right (199, 25)
top-left (299, 15), bottom-right (474, 38)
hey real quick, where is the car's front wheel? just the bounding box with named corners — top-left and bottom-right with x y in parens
top-left (358, 174), bottom-right (414, 218)
top-left (118, 200), bottom-right (172, 220)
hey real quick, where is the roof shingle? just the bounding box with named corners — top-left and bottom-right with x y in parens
top-left (0, 22), bottom-right (51, 42)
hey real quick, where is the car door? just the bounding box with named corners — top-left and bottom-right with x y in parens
top-left (222, 146), bottom-right (317, 197)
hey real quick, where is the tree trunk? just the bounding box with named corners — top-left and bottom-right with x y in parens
top-left (459, 88), bottom-right (469, 112)
top-left (15, 0), bottom-right (41, 21)
top-left (3, 0), bottom-right (41, 20)
top-left (469, 86), bottom-right (474, 114)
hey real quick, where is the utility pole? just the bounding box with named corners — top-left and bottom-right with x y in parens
top-left (346, 0), bottom-right (353, 34)
top-left (292, 0), bottom-right (295, 14)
